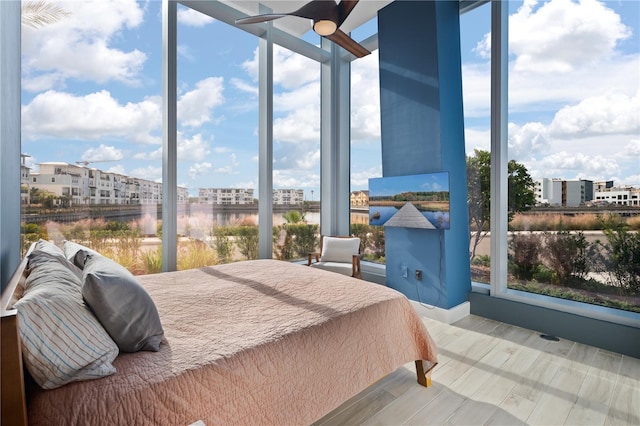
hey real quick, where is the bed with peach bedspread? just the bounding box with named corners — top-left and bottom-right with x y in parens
top-left (6, 259), bottom-right (437, 425)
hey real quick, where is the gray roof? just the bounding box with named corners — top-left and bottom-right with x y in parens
top-left (384, 202), bottom-right (435, 229)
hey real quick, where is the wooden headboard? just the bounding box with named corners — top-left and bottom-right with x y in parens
top-left (1, 244), bottom-right (33, 426)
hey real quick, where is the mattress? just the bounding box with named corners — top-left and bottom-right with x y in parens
top-left (27, 259), bottom-right (437, 425)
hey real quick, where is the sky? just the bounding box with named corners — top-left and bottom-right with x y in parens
top-left (20, 0), bottom-right (640, 200)
top-left (369, 172), bottom-right (450, 197)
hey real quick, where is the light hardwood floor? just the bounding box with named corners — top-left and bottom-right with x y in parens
top-left (315, 315), bottom-right (640, 425)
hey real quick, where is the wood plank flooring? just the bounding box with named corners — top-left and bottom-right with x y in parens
top-left (314, 315), bottom-right (640, 426)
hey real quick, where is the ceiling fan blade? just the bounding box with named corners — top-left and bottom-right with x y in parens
top-left (326, 28), bottom-right (370, 58)
top-left (290, 0), bottom-right (340, 21)
top-left (235, 14), bottom-right (290, 25)
top-left (337, 0), bottom-right (359, 26)
top-left (236, 1), bottom-right (339, 26)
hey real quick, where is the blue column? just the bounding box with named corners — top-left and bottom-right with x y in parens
top-left (378, 1), bottom-right (470, 309)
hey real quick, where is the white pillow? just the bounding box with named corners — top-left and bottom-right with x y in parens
top-left (15, 251), bottom-right (118, 389)
top-left (320, 237), bottom-right (360, 263)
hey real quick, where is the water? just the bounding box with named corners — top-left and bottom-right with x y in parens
top-left (369, 206), bottom-right (450, 229)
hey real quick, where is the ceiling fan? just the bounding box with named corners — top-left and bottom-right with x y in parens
top-left (235, 0), bottom-right (370, 58)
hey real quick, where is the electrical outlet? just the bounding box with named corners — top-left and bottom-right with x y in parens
top-left (415, 269), bottom-right (423, 281)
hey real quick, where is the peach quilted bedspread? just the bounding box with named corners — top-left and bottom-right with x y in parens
top-left (28, 260), bottom-right (437, 425)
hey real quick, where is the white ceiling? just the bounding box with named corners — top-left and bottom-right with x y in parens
top-left (224, 0), bottom-right (394, 37)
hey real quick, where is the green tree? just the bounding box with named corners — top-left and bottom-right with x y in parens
top-left (467, 149), bottom-right (536, 260)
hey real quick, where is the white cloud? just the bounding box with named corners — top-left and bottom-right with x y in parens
top-left (273, 169), bottom-right (319, 189)
top-left (351, 166), bottom-right (382, 189)
top-left (178, 133), bottom-right (212, 161)
top-left (351, 52), bottom-right (381, 141)
top-left (135, 133), bottom-right (211, 162)
top-left (22, 0), bottom-right (147, 89)
top-left (535, 151), bottom-right (622, 180)
top-left (549, 93), bottom-right (639, 137)
top-left (215, 153), bottom-right (239, 174)
top-left (476, 0), bottom-right (631, 73)
top-left (464, 128), bottom-right (491, 153)
top-left (188, 162), bottom-right (212, 180)
top-left (22, 90), bottom-right (161, 144)
top-left (624, 139), bottom-right (640, 156)
top-left (79, 144), bottom-right (124, 162)
top-left (129, 165), bottom-right (162, 181)
top-left (508, 122), bottom-right (551, 159)
top-left (242, 45), bottom-right (320, 89)
top-left (106, 165), bottom-right (126, 175)
top-left (273, 106), bottom-right (320, 143)
top-left (178, 77), bottom-right (225, 127)
top-left (231, 78), bottom-right (259, 97)
top-left (177, 7), bottom-right (214, 27)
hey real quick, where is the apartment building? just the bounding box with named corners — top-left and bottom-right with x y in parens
top-left (534, 178), bottom-right (594, 207)
top-left (594, 183), bottom-right (640, 206)
top-left (25, 162), bottom-right (187, 206)
top-left (198, 188), bottom-right (255, 205)
top-left (273, 189), bottom-right (304, 205)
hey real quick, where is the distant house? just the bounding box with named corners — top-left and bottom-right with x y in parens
top-left (350, 190), bottom-right (369, 208)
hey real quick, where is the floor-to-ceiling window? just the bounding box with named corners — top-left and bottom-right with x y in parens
top-left (461, 2), bottom-right (492, 285)
top-left (21, 0), bottom-right (163, 274)
top-left (174, 5), bottom-right (260, 268)
top-left (270, 44), bottom-right (321, 261)
top-left (504, 0), bottom-right (639, 314)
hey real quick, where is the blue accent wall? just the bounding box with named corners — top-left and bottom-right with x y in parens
top-left (378, 1), bottom-right (470, 309)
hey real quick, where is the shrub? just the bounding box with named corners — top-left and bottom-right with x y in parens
top-left (287, 223), bottom-right (318, 259)
top-left (273, 225), bottom-right (294, 260)
top-left (141, 247), bottom-right (163, 274)
top-left (211, 226), bottom-right (234, 263)
top-left (178, 239), bottom-right (217, 270)
top-left (471, 255), bottom-right (491, 267)
top-left (110, 230), bottom-right (142, 274)
top-left (369, 226), bottom-right (386, 259)
top-left (626, 215), bottom-right (640, 231)
top-left (105, 220), bottom-right (129, 232)
top-left (543, 231), bottom-right (590, 284)
top-left (532, 265), bottom-right (554, 283)
top-left (234, 226), bottom-right (259, 260)
top-left (602, 228), bottom-right (640, 293)
top-left (596, 213), bottom-right (627, 231)
top-left (350, 223), bottom-right (372, 254)
top-left (509, 232), bottom-right (542, 280)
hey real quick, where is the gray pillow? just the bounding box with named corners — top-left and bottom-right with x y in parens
top-left (81, 253), bottom-right (164, 352)
top-left (63, 240), bottom-right (100, 269)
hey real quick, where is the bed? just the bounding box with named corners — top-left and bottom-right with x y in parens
top-left (1, 243), bottom-right (437, 425)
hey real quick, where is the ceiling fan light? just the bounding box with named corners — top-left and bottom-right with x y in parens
top-left (313, 19), bottom-right (337, 36)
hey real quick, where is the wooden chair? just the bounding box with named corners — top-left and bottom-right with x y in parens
top-left (307, 235), bottom-right (362, 279)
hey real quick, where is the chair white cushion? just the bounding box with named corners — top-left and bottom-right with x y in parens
top-left (310, 261), bottom-right (354, 277)
top-left (320, 237), bottom-right (360, 263)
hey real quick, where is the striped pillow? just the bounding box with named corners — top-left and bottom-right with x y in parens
top-left (14, 250), bottom-right (119, 389)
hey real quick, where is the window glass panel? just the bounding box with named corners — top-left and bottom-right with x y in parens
top-left (175, 17), bottom-right (321, 265)
top-left (21, 1), bottom-right (161, 275)
top-left (176, 11), bottom-right (258, 267)
top-left (506, 1), bottom-right (639, 313)
top-left (350, 19), bottom-right (384, 264)
top-left (271, 45), bottom-right (320, 261)
top-left (461, 3), bottom-right (492, 284)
